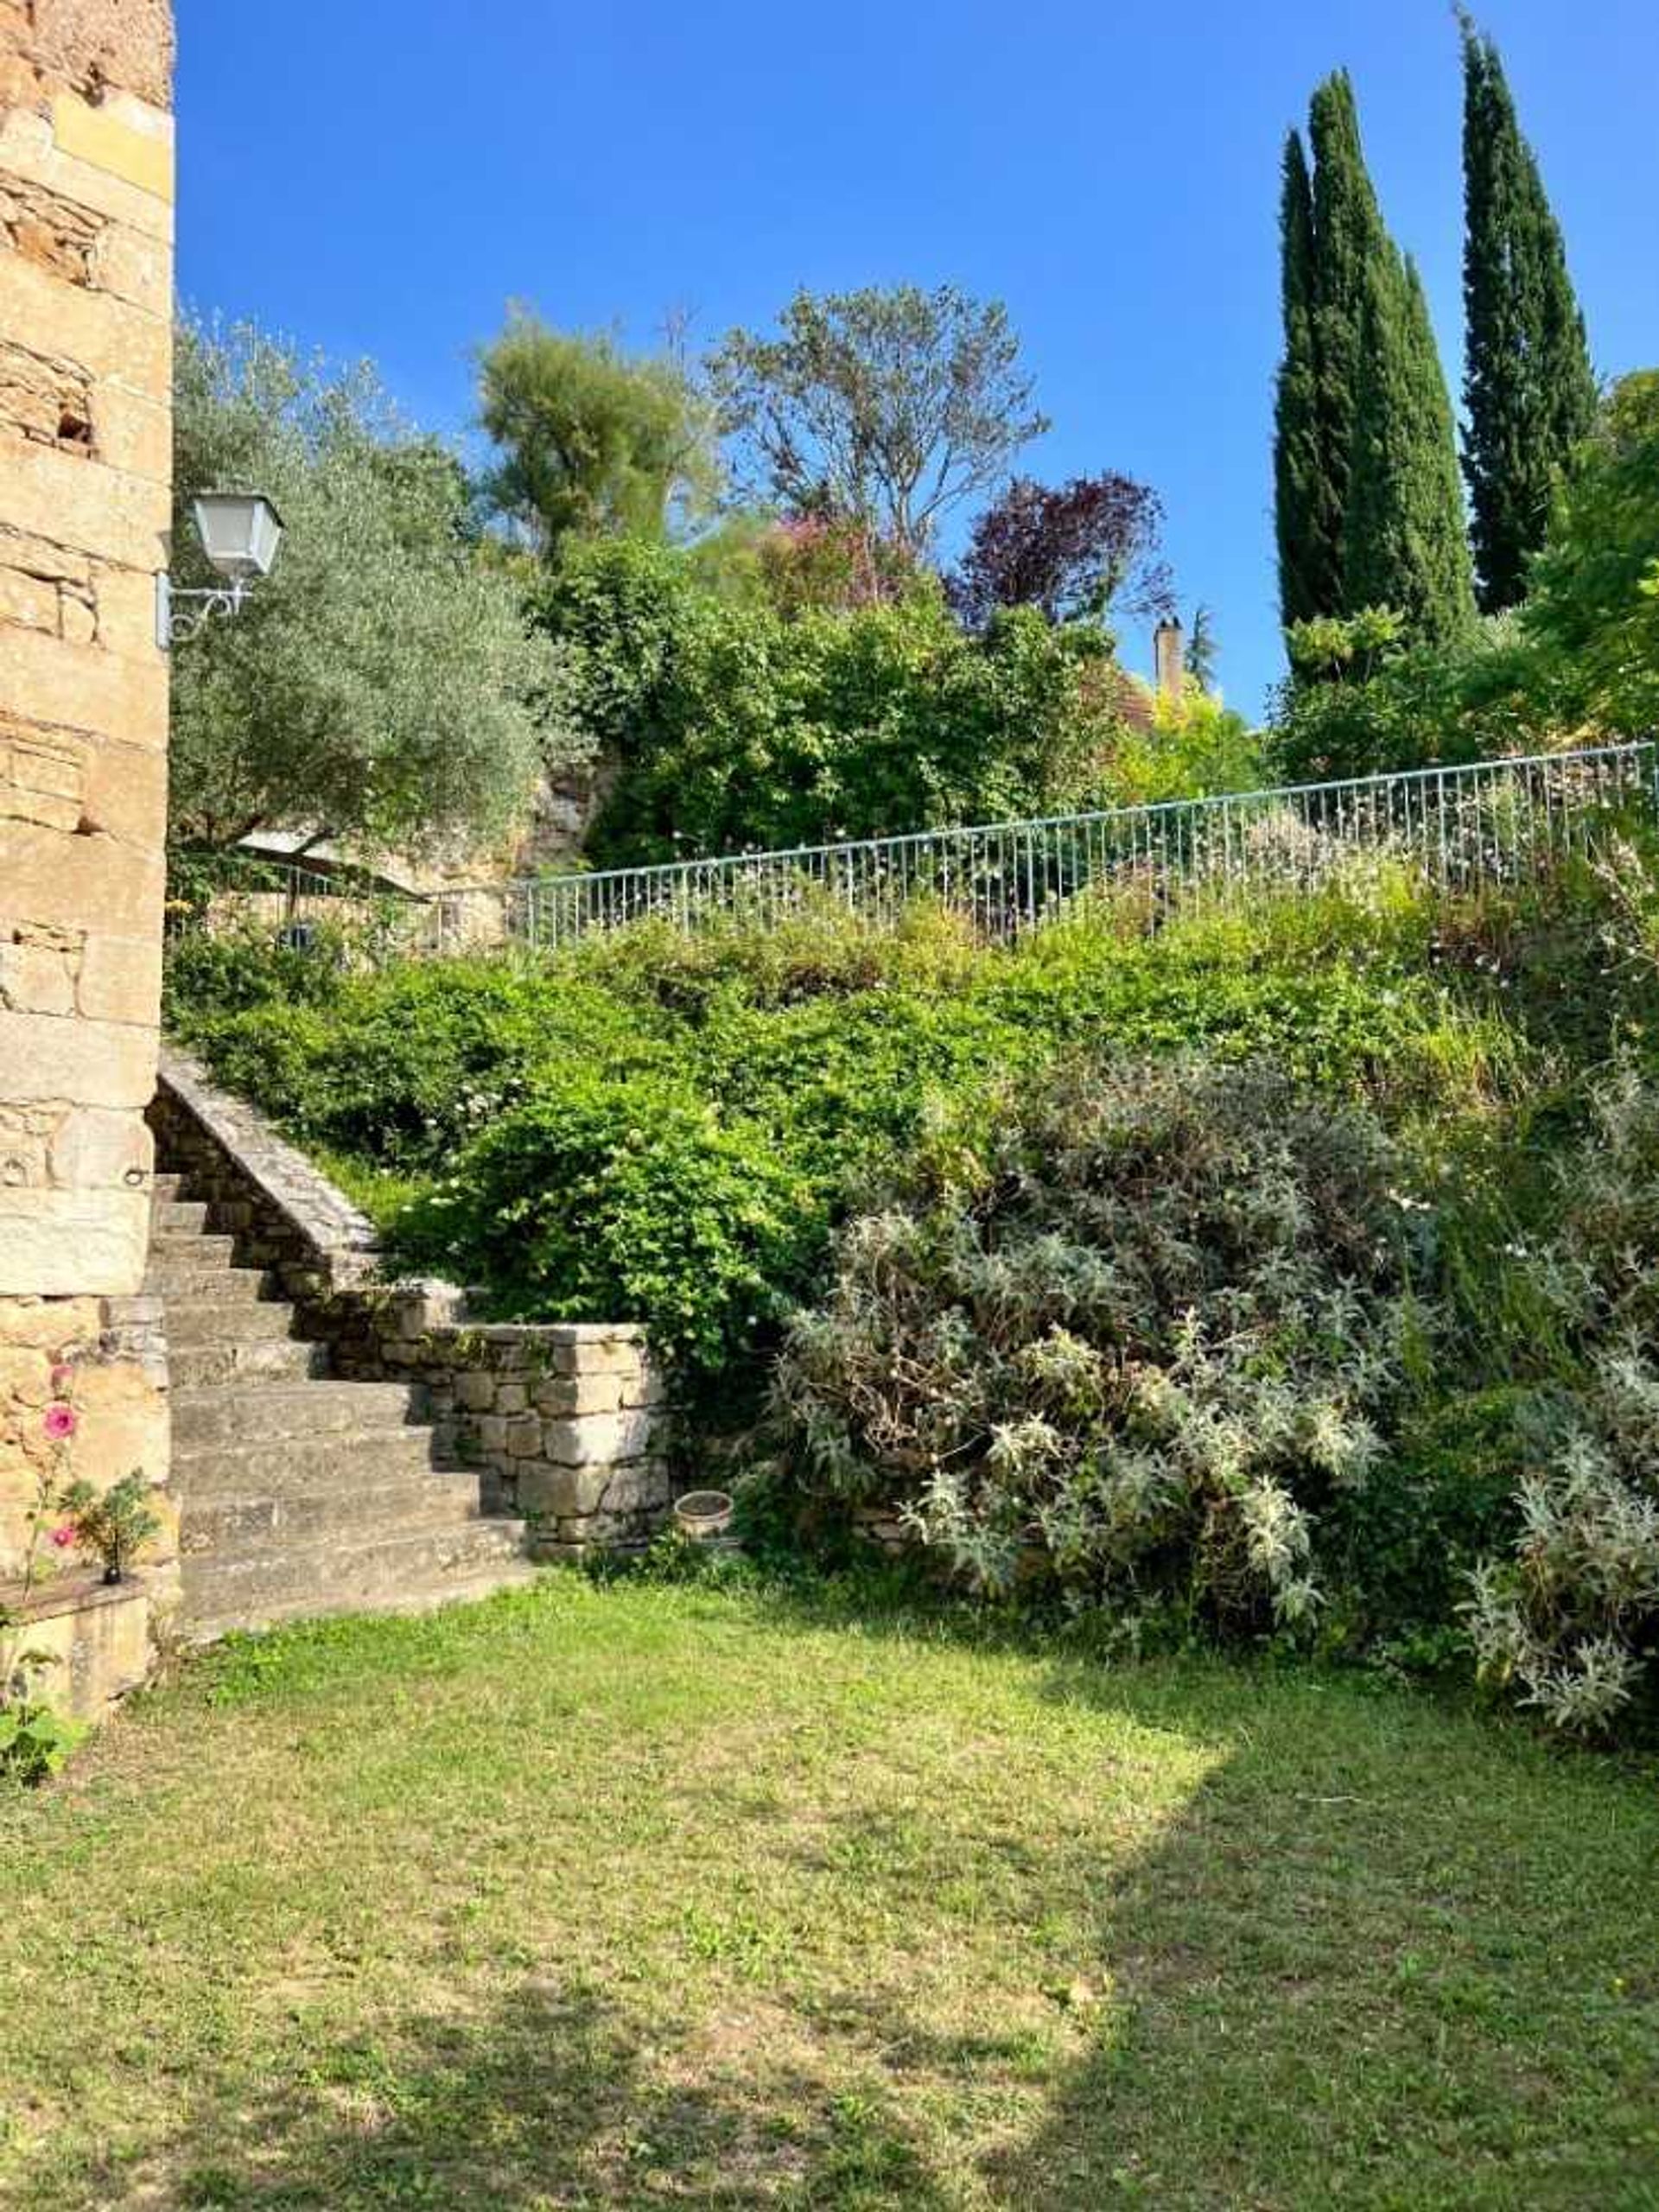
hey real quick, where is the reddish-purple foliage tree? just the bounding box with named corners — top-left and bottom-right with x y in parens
top-left (947, 473), bottom-right (1174, 631)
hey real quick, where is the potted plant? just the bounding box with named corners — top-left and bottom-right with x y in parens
top-left (60, 1471), bottom-right (161, 1586)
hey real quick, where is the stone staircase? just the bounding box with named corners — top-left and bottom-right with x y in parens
top-left (149, 1173), bottom-right (537, 1642)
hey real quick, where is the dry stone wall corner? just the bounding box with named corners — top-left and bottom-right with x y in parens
top-left (151, 1049), bottom-right (675, 1561)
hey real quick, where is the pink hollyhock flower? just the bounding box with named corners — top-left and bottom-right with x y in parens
top-left (42, 1402), bottom-right (76, 1440)
top-left (50, 1522), bottom-right (75, 1549)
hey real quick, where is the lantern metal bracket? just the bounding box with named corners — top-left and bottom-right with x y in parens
top-left (156, 573), bottom-right (255, 650)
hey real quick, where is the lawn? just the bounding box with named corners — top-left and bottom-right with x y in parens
top-left (3, 1573), bottom-right (1656, 2210)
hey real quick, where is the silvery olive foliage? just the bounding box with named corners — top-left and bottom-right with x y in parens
top-left (171, 317), bottom-right (576, 861)
top-left (770, 1056), bottom-right (1421, 1626)
top-left (1468, 1064), bottom-right (1659, 1733)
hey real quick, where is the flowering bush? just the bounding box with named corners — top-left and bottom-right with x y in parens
top-left (1, 1371), bottom-right (88, 1785)
top-left (768, 1056), bottom-right (1424, 1627)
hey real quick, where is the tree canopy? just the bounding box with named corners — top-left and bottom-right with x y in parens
top-left (169, 318), bottom-right (574, 858)
top-left (1460, 16), bottom-right (1599, 613)
top-left (1523, 370), bottom-right (1659, 735)
top-left (1274, 71), bottom-right (1473, 649)
top-left (710, 284), bottom-right (1048, 563)
top-left (477, 310), bottom-right (721, 555)
top-left (946, 473), bottom-right (1172, 632)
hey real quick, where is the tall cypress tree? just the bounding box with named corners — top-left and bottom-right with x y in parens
top-left (1274, 67), bottom-right (1475, 646)
top-left (1344, 252), bottom-right (1478, 639)
top-left (1273, 72), bottom-right (1395, 642)
top-left (1273, 132), bottom-right (1326, 628)
top-left (1461, 17), bottom-right (1598, 612)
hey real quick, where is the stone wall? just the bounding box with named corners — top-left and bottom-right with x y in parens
top-left (0, 1), bottom-right (176, 1696)
top-left (152, 1049), bottom-right (673, 1560)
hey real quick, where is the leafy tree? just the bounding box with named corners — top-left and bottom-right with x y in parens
top-left (1343, 251), bottom-right (1477, 642)
top-left (1271, 612), bottom-right (1562, 781)
top-left (710, 284), bottom-right (1048, 563)
top-left (945, 472), bottom-right (1172, 631)
top-left (1523, 370), bottom-right (1659, 734)
top-left (536, 539), bottom-right (1128, 863)
top-left (1460, 16), bottom-right (1598, 613)
top-left (477, 309), bottom-right (721, 554)
top-left (169, 318), bottom-right (569, 857)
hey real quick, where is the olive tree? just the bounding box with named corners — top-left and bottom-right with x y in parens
top-left (170, 317), bottom-right (577, 858)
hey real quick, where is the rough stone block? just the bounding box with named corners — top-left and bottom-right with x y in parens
top-left (0, 1005), bottom-right (157, 1105)
top-left (601, 1465), bottom-right (673, 1515)
top-left (454, 1370), bottom-right (495, 1414)
top-left (541, 1408), bottom-right (658, 1468)
top-left (0, 1183), bottom-right (147, 1294)
top-left (73, 931), bottom-right (161, 1025)
top-left (550, 1340), bottom-right (647, 1381)
top-left (49, 89), bottom-right (174, 206)
top-left (0, 105), bottom-right (172, 245)
top-left (0, 711), bottom-right (85, 830)
top-left (516, 1462), bottom-right (609, 1518)
top-left (0, 918), bottom-right (79, 1012)
top-left (0, 169), bottom-right (101, 286)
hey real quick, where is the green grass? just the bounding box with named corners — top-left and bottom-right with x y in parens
top-left (3, 1573), bottom-right (1657, 2209)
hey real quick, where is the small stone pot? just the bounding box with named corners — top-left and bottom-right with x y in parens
top-left (673, 1490), bottom-right (734, 1544)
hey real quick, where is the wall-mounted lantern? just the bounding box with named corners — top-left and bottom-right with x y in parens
top-left (156, 492), bottom-right (285, 648)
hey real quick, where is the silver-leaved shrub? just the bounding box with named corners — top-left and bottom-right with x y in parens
top-left (769, 1055), bottom-right (1423, 1629)
top-left (1468, 1064), bottom-right (1659, 1732)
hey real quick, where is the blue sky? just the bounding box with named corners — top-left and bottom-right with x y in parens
top-left (176, 0), bottom-right (1657, 720)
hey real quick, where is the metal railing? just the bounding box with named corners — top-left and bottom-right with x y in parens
top-left (168, 741), bottom-right (1657, 957)
top-left (492, 741), bottom-right (1658, 948)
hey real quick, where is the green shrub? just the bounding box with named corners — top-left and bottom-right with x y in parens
top-left (1267, 610), bottom-right (1576, 784)
top-left (767, 1055), bottom-right (1425, 1628)
top-left (538, 539), bottom-right (1136, 862)
top-left (1467, 1064), bottom-right (1659, 1734)
top-left (189, 957), bottom-right (665, 1173)
top-left (160, 918), bottom-right (349, 1029)
top-left (401, 1068), bottom-right (819, 1377)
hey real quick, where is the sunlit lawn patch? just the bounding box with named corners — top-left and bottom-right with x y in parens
top-left (3, 1573), bottom-right (1655, 2208)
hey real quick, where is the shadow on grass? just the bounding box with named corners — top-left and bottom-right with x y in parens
top-left (59, 1573), bottom-right (1659, 2209)
top-left (105, 1973), bottom-right (955, 2211)
top-left (732, 1573), bottom-right (1659, 2205)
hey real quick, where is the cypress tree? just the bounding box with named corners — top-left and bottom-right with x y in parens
top-left (1272, 73), bottom-right (1396, 640)
top-left (1273, 131), bottom-right (1326, 629)
top-left (1461, 17), bottom-right (1598, 612)
top-left (1344, 251), bottom-right (1478, 640)
top-left (1274, 67), bottom-right (1476, 646)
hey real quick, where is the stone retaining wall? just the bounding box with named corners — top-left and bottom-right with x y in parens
top-left (152, 1048), bottom-right (673, 1559)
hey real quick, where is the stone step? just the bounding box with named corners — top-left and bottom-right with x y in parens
top-left (180, 1518), bottom-right (535, 1639)
top-left (168, 1338), bottom-right (328, 1391)
top-left (181, 1468), bottom-right (488, 1557)
top-left (149, 1230), bottom-right (238, 1268)
top-left (175, 1424), bottom-right (451, 1496)
top-left (166, 1298), bottom-right (302, 1349)
top-left (155, 1198), bottom-right (211, 1234)
top-left (171, 1380), bottom-right (424, 1451)
top-left (143, 1262), bottom-right (274, 1304)
top-left (152, 1173), bottom-right (186, 1204)
top-left (184, 1560), bottom-right (546, 1647)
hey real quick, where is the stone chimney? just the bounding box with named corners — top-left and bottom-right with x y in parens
top-left (1154, 617), bottom-right (1185, 706)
